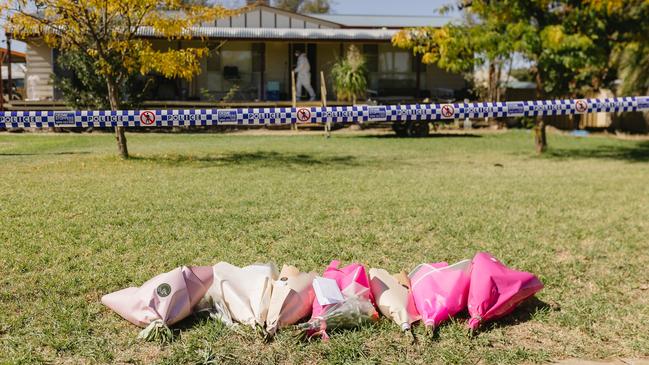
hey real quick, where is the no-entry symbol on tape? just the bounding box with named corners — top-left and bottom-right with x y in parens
top-left (575, 100), bottom-right (589, 113)
top-left (140, 110), bottom-right (156, 125)
top-left (441, 104), bottom-right (455, 118)
top-left (296, 108), bottom-right (311, 122)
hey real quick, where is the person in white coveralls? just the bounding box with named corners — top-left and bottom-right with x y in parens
top-left (294, 51), bottom-right (316, 101)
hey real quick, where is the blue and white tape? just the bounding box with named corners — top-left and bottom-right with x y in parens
top-left (1, 97), bottom-right (648, 128)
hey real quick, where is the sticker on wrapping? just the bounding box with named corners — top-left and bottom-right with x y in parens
top-left (368, 106), bottom-right (387, 121)
top-left (217, 110), bottom-right (239, 124)
top-left (139, 111), bottom-right (156, 125)
top-left (156, 283), bottom-right (171, 297)
top-left (441, 104), bottom-right (455, 119)
top-left (54, 112), bottom-right (76, 126)
top-left (296, 108), bottom-right (311, 122)
top-left (574, 100), bottom-right (589, 114)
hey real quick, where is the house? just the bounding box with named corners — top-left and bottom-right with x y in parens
top-left (1, 48), bottom-right (26, 101)
top-left (22, 4), bottom-right (466, 103)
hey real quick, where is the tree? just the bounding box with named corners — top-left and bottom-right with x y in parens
top-left (330, 45), bottom-right (367, 104)
top-left (273, 0), bottom-right (330, 13)
top-left (607, 1), bottom-right (649, 95)
top-left (393, 9), bottom-right (518, 105)
top-left (617, 43), bottom-right (649, 95)
top-left (53, 49), bottom-right (154, 110)
top-left (394, 0), bottom-right (649, 153)
top-left (299, 0), bottom-right (330, 13)
top-left (3, 0), bottom-right (240, 158)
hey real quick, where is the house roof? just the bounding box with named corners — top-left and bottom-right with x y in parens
top-left (305, 14), bottom-right (455, 28)
top-left (15, 4), bottom-right (447, 43)
top-left (137, 26), bottom-right (398, 41)
top-left (253, 4), bottom-right (342, 28)
top-left (0, 48), bottom-right (27, 62)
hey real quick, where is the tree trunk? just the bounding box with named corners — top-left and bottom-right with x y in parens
top-left (534, 119), bottom-right (547, 154)
top-left (534, 71), bottom-right (547, 154)
top-left (106, 78), bottom-right (128, 159)
top-left (488, 62), bottom-right (496, 102)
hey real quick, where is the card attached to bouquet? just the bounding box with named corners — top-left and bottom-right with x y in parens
top-left (312, 277), bottom-right (344, 306)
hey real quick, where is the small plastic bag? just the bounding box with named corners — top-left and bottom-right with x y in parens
top-left (467, 252), bottom-right (544, 331)
top-left (409, 260), bottom-right (471, 330)
top-left (101, 266), bottom-right (213, 342)
top-left (296, 297), bottom-right (378, 340)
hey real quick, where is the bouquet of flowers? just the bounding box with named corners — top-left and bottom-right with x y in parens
top-left (467, 252), bottom-right (544, 331)
top-left (101, 266), bottom-right (213, 343)
top-left (266, 265), bottom-right (316, 335)
top-left (301, 261), bottom-right (378, 340)
top-left (409, 260), bottom-right (471, 331)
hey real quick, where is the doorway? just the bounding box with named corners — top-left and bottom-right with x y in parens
top-left (289, 43), bottom-right (317, 99)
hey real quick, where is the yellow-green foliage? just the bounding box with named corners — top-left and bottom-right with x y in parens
top-left (330, 45), bottom-right (368, 103)
top-left (393, 25), bottom-right (474, 74)
top-left (2, 0), bottom-right (242, 88)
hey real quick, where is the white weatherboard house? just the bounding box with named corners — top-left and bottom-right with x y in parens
top-left (23, 4), bottom-right (465, 103)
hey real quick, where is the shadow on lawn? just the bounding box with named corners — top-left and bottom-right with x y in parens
top-left (131, 151), bottom-right (361, 167)
top-left (479, 296), bottom-right (556, 332)
top-left (358, 132), bottom-right (482, 139)
top-left (546, 141), bottom-right (649, 162)
top-left (0, 151), bottom-right (90, 156)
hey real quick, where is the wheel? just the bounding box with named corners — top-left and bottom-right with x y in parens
top-left (392, 121), bottom-right (409, 137)
top-left (407, 121), bottom-right (430, 137)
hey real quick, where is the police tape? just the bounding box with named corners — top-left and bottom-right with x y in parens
top-left (1, 96), bottom-right (648, 128)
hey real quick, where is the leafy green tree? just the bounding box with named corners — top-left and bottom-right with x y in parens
top-left (617, 43), bottom-right (649, 95)
top-left (3, 0), bottom-right (239, 158)
top-left (54, 50), bottom-right (154, 110)
top-left (605, 1), bottom-right (649, 95)
top-left (393, 7), bottom-right (519, 104)
top-left (300, 0), bottom-right (330, 13)
top-left (394, 0), bottom-right (649, 153)
top-left (273, 0), bottom-right (330, 13)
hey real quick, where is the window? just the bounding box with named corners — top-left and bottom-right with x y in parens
top-left (379, 46), bottom-right (412, 74)
top-left (363, 44), bottom-right (379, 73)
top-left (206, 43), bottom-right (253, 93)
top-left (379, 50), bottom-right (412, 73)
top-left (251, 43), bottom-right (265, 73)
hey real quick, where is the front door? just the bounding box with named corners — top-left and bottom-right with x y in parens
top-left (289, 43), bottom-right (317, 99)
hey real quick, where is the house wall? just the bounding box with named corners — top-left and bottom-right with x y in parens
top-left (24, 41), bottom-right (54, 101)
top-left (425, 64), bottom-right (466, 97)
top-left (317, 43), bottom-right (342, 97)
top-left (212, 7), bottom-right (340, 29)
top-left (265, 42), bottom-right (289, 96)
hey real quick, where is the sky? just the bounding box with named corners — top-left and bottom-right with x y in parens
top-left (332, 0), bottom-right (454, 16)
top-left (1, 0), bottom-right (457, 54)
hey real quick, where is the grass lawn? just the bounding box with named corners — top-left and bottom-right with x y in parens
top-left (1, 129), bottom-right (648, 364)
